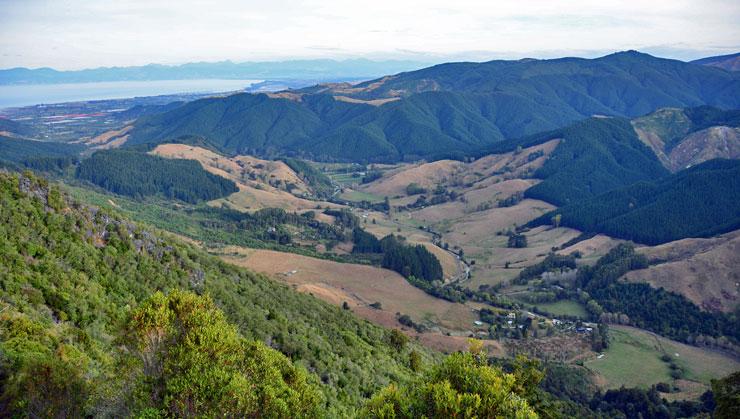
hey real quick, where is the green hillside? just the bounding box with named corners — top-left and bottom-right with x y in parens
top-left (350, 51), bottom-right (740, 113)
top-left (126, 52), bottom-right (740, 163)
top-left (474, 117), bottom-right (669, 205)
top-left (0, 118), bottom-right (36, 138)
top-left (0, 171), bottom-right (429, 416)
top-left (533, 159), bottom-right (740, 244)
top-left (0, 135), bottom-right (83, 166)
top-left (75, 149), bottom-right (238, 203)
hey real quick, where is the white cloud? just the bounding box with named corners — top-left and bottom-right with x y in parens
top-left (0, 0), bottom-right (738, 69)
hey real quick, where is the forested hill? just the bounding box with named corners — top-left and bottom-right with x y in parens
top-left (0, 135), bottom-right (83, 167)
top-left (76, 149), bottom-right (238, 203)
top-left (346, 51), bottom-right (740, 109)
top-left (531, 159), bottom-right (740, 245)
top-left (126, 51), bottom-right (740, 162)
top-left (0, 118), bottom-right (36, 138)
top-left (127, 91), bottom-right (504, 162)
top-left (0, 171), bottom-right (427, 416)
top-left (473, 117), bottom-right (669, 205)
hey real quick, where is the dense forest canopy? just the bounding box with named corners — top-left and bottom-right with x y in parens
top-left (76, 149), bottom-right (238, 203)
top-left (350, 231), bottom-right (444, 281)
top-left (533, 159), bottom-right (740, 244)
top-left (0, 135), bottom-right (83, 166)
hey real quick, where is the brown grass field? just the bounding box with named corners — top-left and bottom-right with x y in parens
top-left (81, 125), bottom-right (132, 149)
top-left (623, 230), bottom-right (740, 313)
top-left (218, 246), bottom-right (505, 355)
top-left (359, 139), bottom-right (560, 199)
top-left (558, 234), bottom-right (623, 264)
top-left (150, 144), bottom-right (340, 212)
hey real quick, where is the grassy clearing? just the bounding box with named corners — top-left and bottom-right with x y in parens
top-left (536, 300), bottom-right (588, 318)
top-left (585, 326), bottom-right (740, 392)
top-left (617, 326), bottom-right (740, 385)
top-left (585, 327), bottom-right (672, 389)
top-left (327, 172), bottom-right (359, 186)
top-left (339, 189), bottom-right (386, 203)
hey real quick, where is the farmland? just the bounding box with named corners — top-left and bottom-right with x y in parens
top-left (585, 326), bottom-right (740, 396)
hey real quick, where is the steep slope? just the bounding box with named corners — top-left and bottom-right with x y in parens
top-left (128, 91), bottom-right (504, 161)
top-left (0, 135), bottom-right (83, 166)
top-left (668, 126), bottom-right (740, 171)
top-left (632, 106), bottom-right (740, 171)
top-left (126, 51), bottom-right (740, 162)
top-left (622, 230), bottom-right (740, 313)
top-left (149, 143), bottom-right (340, 211)
top-left (0, 171), bottom-right (427, 416)
top-left (469, 117), bottom-right (668, 206)
top-left (534, 159), bottom-right (740, 245)
top-left (691, 52), bottom-right (740, 72)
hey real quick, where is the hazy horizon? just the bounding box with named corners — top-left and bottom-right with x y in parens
top-left (1, 0), bottom-right (738, 71)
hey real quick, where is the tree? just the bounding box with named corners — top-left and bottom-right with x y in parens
top-left (508, 233), bottom-right (528, 248)
top-left (712, 371), bottom-right (740, 419)
top-left (405, 183), bottom-right (426, 196)
top-left (388, 329), bottom-right (409, 350)
top-left (122, 291), bottom-right (322, 417)
top-left (551, 214), bottom-right (562, 228)
top-left (409, 350), bottom-right (422, 372)
top-left (361, 351), bottom-right (537, 418)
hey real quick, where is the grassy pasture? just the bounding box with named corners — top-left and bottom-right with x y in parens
top-left (339, 189), bottom-right (386, 203)
top-left (536, 300), bottom-right (588, 318)
top-left (585, 326), bottom-right (740, 397)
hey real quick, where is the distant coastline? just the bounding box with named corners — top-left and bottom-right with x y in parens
top-left (0, 79), bottom-right (260, 109)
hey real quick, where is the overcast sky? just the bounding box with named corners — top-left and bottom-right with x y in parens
top-left (1, 0), bottom-right (738, 70)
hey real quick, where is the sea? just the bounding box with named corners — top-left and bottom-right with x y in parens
top-left (0, 79), bottom-right (261, 109)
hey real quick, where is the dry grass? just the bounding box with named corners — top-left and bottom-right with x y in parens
top-left (150, 144), bottom-right (340, 212)
top-left (220, 247), bottom-right (475, 329)
top-left (361, 160), bottom-right (464, 197)
top-left (623, 230), bottom-right (740, 312)
top-left (218, 246), bottom-right (507, 354)
top-left (558, 234), bottom-right (623, 264)
top-left (80, 125), bottom-right (132, 149)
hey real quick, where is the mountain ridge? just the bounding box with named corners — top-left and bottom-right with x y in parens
top-left (0, 59), bottom-right (432, 85)
top-left (126, 51), bottom-right (740, 162)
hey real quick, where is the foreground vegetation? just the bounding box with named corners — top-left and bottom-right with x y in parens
top-left (0, 171), bottom-right (427, 416)
top-left (2, 167), bottom-right (738, 417)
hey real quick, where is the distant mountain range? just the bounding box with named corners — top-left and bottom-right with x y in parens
top-left (691, 52), bottom-right (740, 72)
top-left (126, 51), bottom-right (740, 162)
top-left (0, 59), bottom-right (432, 85)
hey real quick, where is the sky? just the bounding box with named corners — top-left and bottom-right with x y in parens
top-left (0, 0), bottom-right (738, 70)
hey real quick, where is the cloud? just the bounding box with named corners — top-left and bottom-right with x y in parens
top-left (0, 0), bottom-right (738, 69)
